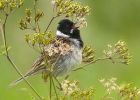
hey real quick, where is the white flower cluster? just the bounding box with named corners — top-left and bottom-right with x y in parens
top-left (99, 77), bottom-right (119, 94)
top-left (61, 80), bottom-right (79, 95)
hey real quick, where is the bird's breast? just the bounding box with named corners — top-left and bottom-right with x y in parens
top-left (52, 46), bottom-right (82, 77)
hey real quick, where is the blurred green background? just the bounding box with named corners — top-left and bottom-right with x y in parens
top-left (0, 0), bottom-right (140, 99)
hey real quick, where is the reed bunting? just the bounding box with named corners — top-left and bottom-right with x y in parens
top-left (8, 19), bottom-right (83, 88)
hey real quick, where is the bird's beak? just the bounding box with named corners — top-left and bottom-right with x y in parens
top-left (72, 22), bottom-right (79, 29)
top-left (73, 22), bottom-right (77, 25)
top-left (70, 22), bottom-right (79, 34)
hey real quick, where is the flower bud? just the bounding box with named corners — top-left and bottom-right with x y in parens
top-left (25, 8), bottom-right (32, 16)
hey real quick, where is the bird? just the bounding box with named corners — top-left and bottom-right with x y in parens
top-left (8, 19), bottom-right (84, 88)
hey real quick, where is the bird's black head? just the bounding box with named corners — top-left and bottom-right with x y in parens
top-left (57, 19), bottom-right (83, 48)
top-left (57, 19), bottom-right (74, 35)
top-left (57, 19), bottom-right (79, 37)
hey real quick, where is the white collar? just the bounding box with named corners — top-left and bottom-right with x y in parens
top-left (56, 30), bottom-right (70, 38)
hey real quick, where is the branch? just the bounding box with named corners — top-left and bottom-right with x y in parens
top-left (44, 15), bottom-right (59, 33)
top-left (2, 14), bottom-right (9, 56)
top-left (75, 57), bottom-right (111, 71)
top-left (34, 0), bottom-right (40, 33)
top-left (7, 56), bottom-right (43, 100)
top-left (52, 77), bottom-right (59, 100)
top-left (0, 14), bottom-right (43, 100)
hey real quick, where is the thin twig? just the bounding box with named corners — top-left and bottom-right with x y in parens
top-left (37, 22), bottom-right (41, 32)
top-left (44, 15), bottom-right (59, 33)
top-left (27, 43), bottom-right (41, 53)
top-left (54, 77), bottom-right (62, 90)
top-left (0, 22), bottom-right (4, 46)
top-left (2, 14), bottom-right (9, 56)
top-left (75, 57), bottom-right (111, 71)
top-left (7, 56), bottom-right (42, 100)
top-left (101, 93), bottom-right (109, 100)
top-left (52, 2), bottom-right (56, 17)
top-left (52, 77), bottom-right (59, 100)
top-left (117, 92), bottom-right (121, 100)
top-left (28, 22), bottom-right (38, 33)
top-left (34, 0), bottom-right (38, 31)
top-left (49, 75), bottom-right (52, 99)
top-left (45, 1), bottom-right (60, 33)
top-left (34, 0), bottom-right (41, 33)
top-left (0, 13), bottom-right (43, 100)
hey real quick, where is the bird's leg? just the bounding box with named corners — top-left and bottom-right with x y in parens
top-left (54, 77), bottom-right (63, 90)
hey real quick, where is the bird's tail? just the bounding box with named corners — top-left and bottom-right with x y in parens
top-left (8, 75), bottom-right (29, 88)
top-left (8, 55), bottom-right (46, 88)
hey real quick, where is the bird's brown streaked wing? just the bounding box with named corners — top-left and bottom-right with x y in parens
top-left (24, 54), bottom-right (44, 76)
top-left (8, 38), bottom-right (71, 88)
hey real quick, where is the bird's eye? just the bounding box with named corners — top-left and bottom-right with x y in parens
top-left (70, 29), bottom-right (74, 34)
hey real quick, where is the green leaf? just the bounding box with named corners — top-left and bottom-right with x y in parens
top-left (0, 45), bottom-right (11, 56)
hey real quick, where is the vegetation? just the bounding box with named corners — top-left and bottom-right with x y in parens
top-left (0, 0), bottom-right (139, 100)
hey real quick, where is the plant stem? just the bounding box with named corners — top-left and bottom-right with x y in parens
top-left (7, 56), bottom-right (43, 100)
top-left (1, 13), bottom-right (43, 100)
top-left (49, 75), bottom-right (52, 99)
top-left (44, 15), bottom-right (59, 33)
top-left (117, 93), bottom-right (121, 100)
top-left (75, 57), bottom-right (111, 71)
top-left (54, 77), bottom-right (62, 90)
top-left (2, 14), bottom-right (9, 56)
top-left (52, 77), bottom-right (59, 100)
top-left (101, 93), bottom-right (109, 100)
top-left (34, 0), bottom-right (40, 33)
